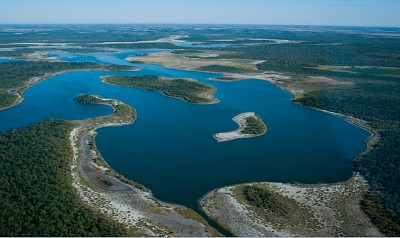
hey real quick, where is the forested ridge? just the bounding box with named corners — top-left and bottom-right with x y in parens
top-left (0, 120), bottom-right (131, 236)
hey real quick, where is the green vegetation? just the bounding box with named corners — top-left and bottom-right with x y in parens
top-left (104, 75), bottom-right (218, 104)
top-left (236, 185), bottom-right (311, 224)
top-left (244, 186), bottom-right (283, 213)
top-left (360, 193), bottom-right (400, 237)
top-left (197, 64), bottom-right (248, 73)
top-left (0, 120), bottom-right (131, 236)
top-left (242, 116), bottom-right (267, 135)
top-left (0, 49), bottom-right (37, 58)
top-left (74, 94), bottom-right (103, 104)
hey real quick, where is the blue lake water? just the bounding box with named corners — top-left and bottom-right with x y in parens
top-left (0, 49), bottom-right (371, 212)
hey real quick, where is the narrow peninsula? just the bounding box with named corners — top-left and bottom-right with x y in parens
top-left (214, 112), bottom-right (267, 142)
top-left (102, 75), bottom-right (219, 104)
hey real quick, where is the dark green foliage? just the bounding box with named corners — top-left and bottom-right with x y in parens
top-left (0, 92), bottom-right (17, 109)
top-left (221, 35), bottom-right (400, 69)
top-left (197, 64), bottom-right (247, 73)
top-left (0, 120), bottom-right (130, 236)
top-left (0, 49), bottom-right (37, 58)
top-left (294, 80), bottom-right (400, 129)
top-left (360, 193), bottom-right (400, 236)
top-left (105, 75), bottom-right (216, 104)
top-left (355, 131), bottom-right (400, 217)
top-left (243, 186), bottom-right (287, 215)
top-left (74, 94), bottom-right (103, 104)
top-left (173, 49), bottom-right (202, 54)
top-left (244, 186), bottom-right (276, 209)
top-left (242, 117), bottom-right (266, 135)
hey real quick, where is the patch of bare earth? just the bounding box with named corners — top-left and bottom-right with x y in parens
top-left (306, 76), bottom-right (354, 85)
top-left (126, 51), bottom-right (277, 81)
top-left (200, 174), bottom-right (383, 237)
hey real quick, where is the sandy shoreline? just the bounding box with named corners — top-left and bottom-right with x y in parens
top-left (214, 112), bottom-right (266, 142)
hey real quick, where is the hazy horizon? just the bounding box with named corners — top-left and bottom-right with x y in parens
top-left (1, 0), bottom-right (399, 27)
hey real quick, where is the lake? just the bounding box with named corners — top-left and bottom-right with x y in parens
top-left (0, 49), bottom-right (371, 212)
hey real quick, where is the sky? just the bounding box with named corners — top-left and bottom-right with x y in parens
top-left (0, 0), bottom-right (399, 27)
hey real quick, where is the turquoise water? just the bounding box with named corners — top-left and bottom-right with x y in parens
top-left (0, 49), bottom-right (370, 212)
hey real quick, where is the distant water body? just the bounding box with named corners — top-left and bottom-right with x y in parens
top-left (0, 49), bottom-right (370, 212)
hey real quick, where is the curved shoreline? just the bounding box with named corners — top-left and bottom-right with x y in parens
top-left (69, 95), bottom-right (220, 236)
top-left (213, 112), bottom-right (267, 142)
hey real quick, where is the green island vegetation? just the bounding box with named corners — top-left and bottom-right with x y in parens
top-left (0, 120), bottom-right (132, 236)
top-left (103, 75), bottom-right (218, 104)
top-left (0, 62), bottom-right (137, 110)
top-left (242, 116), bottom-right (267, 135)
top-left (74, 94), bottom-right (104, 104)
top-left (197, 64), bottom-right (249, 73)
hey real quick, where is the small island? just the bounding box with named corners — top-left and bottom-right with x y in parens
top-left (214, 112), bottom-right (267, 142)
top-left (102, 75), bottom-right (219, 104)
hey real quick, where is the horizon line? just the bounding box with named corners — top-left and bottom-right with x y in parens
top-left (0, 23), bottom-right (399, 28)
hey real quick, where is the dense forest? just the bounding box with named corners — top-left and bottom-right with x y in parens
top-left (197, 64), bottom-right (248, 73)
top-left (242, 116), bottom-right (266, 135)
top-left (0, 120), bottom-right (132, 236)
top-left (74, 94), bottom-right (104, 104)
top-left (104, 75), bottom-right (217, 104)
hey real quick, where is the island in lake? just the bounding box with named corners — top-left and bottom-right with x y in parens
top-left (214, 112), bottom-right (267, 142)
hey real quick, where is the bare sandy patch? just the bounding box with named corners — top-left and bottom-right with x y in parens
top-left (200, 174), bottom-right (383, 237)
top-left (307, 76), bottom-right (354, 85)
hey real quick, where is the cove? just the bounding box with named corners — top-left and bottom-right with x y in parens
top-left (0, 49), bottom-right (371, 214)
